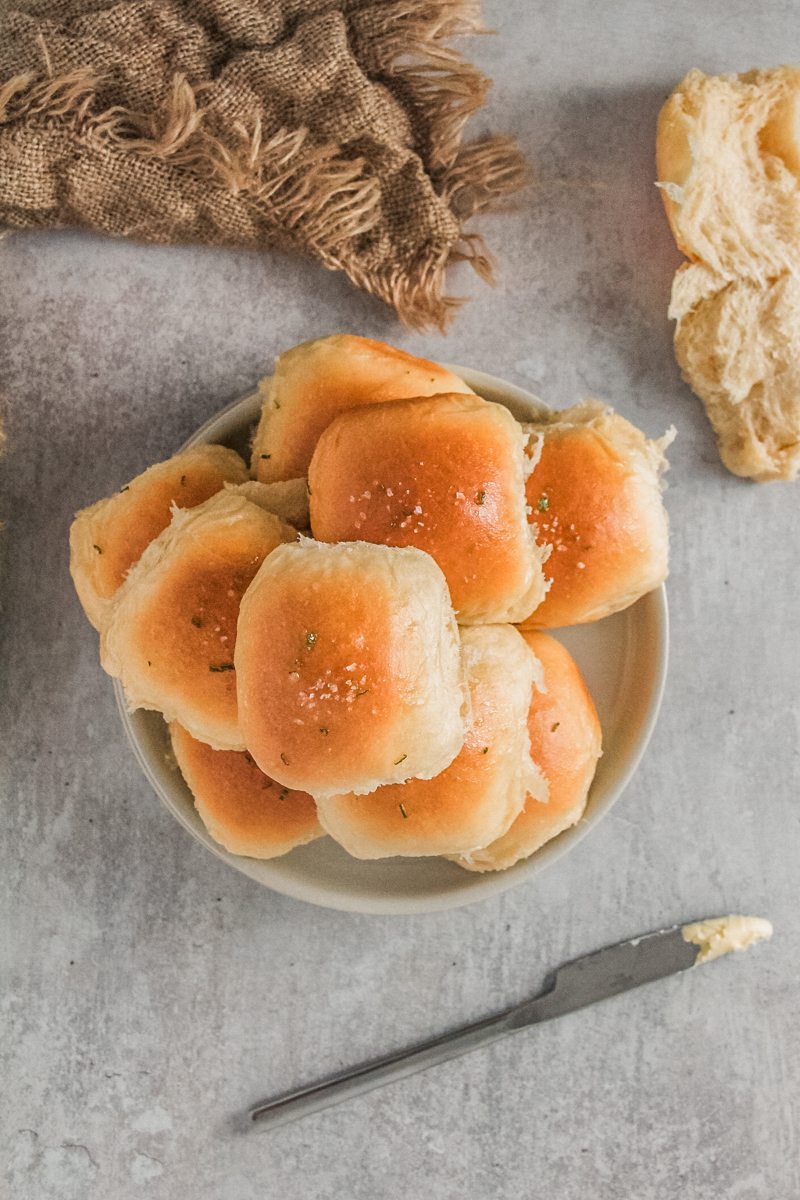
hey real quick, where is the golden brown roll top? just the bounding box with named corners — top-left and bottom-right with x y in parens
top-left (234, 539), bottom-right (468, 799)
top-left (251, 334), bottom-right (473, 483)
top-left (308, 393), bottom-right (547, 624)
top-left (316, 625), bottom-right (546, 859)
top-left (70, 444), bottom-right (248, 629)
top-left (518, 402), bottom-right (671, 628)
top-left (456, 630), bottom-right (602, 872)
top-left (170, 723), bottom-right (322, 859)
top-left (101, 490), bottom-right (296, 749)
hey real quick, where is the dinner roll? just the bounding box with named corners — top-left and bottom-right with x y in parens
top-left (251, 334), bottom-right (473, 482)
top-left (101, 491), bottom-right (296, 749)
top-left (70, 444), bottom-right (248, 629)
top-left (308, 394), bottom-right (547, 624)
top-left (316, 625), bottom-right (546, 859)
top-left (455, 631), bottom-right (601, 873)
top-left (656, 66), bottom-right (800, 280)
top-left (517, 402), bottom-right (671, 628)
top-left (170, 723), bottom-right (322, 859)
top-left (235, 539), bottom-right (468, 798)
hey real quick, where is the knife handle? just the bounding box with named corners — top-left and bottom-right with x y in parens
top-left (246, 1009), bottom-right (518, 1133)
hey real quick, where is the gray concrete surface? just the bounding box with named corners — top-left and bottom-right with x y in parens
top-left (1, 2), bottom-right (798, 1197)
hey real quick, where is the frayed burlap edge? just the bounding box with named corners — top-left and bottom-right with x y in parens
top-left (343, 139), bottom-right (530, 328)
top-left (356, 0), bottom-right (491, 171)
top-left (0, 0), bottom-right (529, 330)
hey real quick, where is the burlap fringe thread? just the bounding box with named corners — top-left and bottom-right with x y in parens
top-left (0, 0), bottom-right (528, 330)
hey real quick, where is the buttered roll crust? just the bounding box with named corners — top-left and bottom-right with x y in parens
top-left (316, 625), bottom-right (546, 859)
top-left (308, 394), bottom-right (547, 624)
top-left (518, 402), bottom-right (671, 628)
top-left (251, 334), bottom-right (473, 483)
top-left (170, 723), bottom-right (322, 859)
top-left (101, 491), bottom-right (296, 749)
top-left (70, 444), bottom-right (248, 629)
top-left (235, 539), bottom-right (468, 799)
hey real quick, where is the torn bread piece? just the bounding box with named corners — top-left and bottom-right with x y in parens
top-left (671, 263), bottom-right (800, 481)
top-left (657, 66), bottom-right (800, 280)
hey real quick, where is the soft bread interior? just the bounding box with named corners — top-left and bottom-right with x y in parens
top-left (235, 539), bottom-right (469, 799)
top-left (170, 723), bottom-right (322, 859)
top-left (658, 67), bottom-right (800, 480)
top-left (251, 334), bottom-right (473, 482)
top-left (101, 490), bottom-right (296, 749)
top-left (70, 444), bottom-right (248, 630)
top-left (670, 263), bottom-right (800, 481)
top-left (656, 66), bottom-right (800, 280)
top-left (316, 625), bottom-right (546, 859)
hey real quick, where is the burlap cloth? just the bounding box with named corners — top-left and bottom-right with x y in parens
top-left (0, 0), bottom-right (528, 330)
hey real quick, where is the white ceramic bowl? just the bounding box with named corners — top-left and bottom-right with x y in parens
top-left (115, 366), bottom-right (668, 914)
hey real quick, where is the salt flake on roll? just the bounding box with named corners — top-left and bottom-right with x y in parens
top-left (235, 540), bottom-right (469, 798)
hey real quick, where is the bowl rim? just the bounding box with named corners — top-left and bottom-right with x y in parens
top-left (114, 364), bottom-right (669, 914)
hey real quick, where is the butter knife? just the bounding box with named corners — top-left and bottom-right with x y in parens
top-left (244, 915), bottom-right (771, 1133)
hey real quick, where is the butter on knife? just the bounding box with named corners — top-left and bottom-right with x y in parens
top-left (682, 914), bottom-right (773, 965)
top-left (246, 913), bottom-right (774, 1132)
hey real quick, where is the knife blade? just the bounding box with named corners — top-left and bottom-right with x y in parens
top-left (244, 915), bottom-right (771, 1133)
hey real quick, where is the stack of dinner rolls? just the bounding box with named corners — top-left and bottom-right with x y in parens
top-left (70, 335), bottom-right (672, 874)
